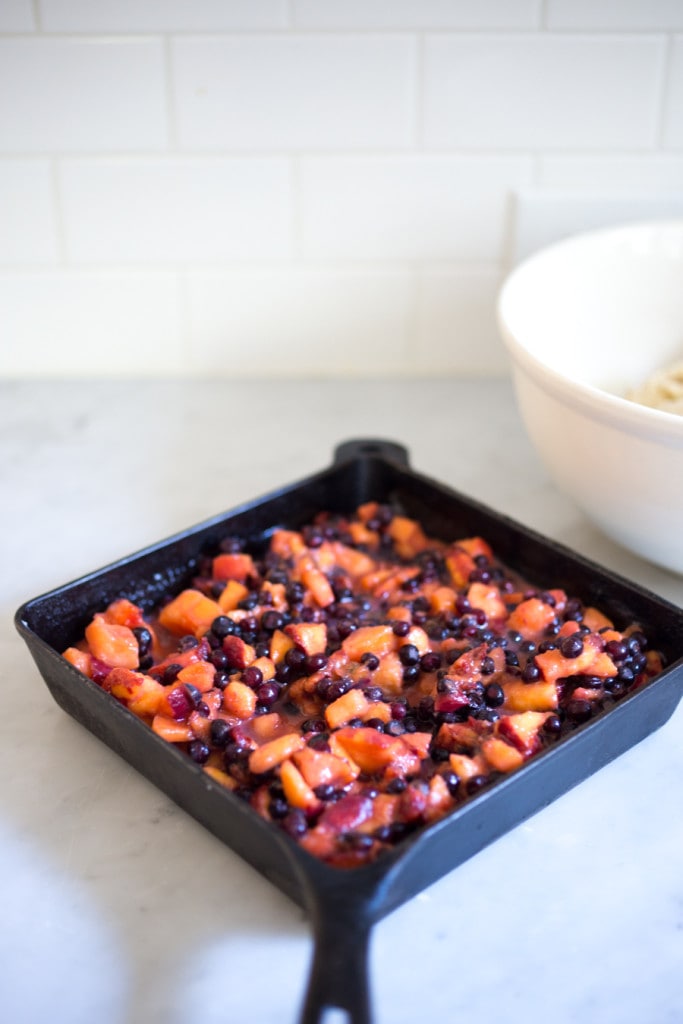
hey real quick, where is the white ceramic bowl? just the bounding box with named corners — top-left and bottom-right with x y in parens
top-left (497, 220), bottom-right (683, 574)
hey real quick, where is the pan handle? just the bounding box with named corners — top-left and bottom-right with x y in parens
top-left (299, 898), bottom-right (374, 1024)
top-left (333, 439), bottom-right (410, 468)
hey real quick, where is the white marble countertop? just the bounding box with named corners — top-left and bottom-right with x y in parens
top-left (2, 378), bottom-right (682, 1024)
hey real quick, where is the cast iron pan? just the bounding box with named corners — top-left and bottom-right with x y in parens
top-left (15, 439), bottom-right (683, 1024)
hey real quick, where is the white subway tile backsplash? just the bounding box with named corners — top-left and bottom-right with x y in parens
top-left (547, 0), bottom-right (683, 31)
top-left (59, 158), bottom-right (292, 263)
top-left (172, 35), bottom-right (416, 150)
top-left (416, 268), bottom-right (506, 373)
top-left (1, 271), bottom-right (183, 375)
top-left (663, 37), bottom-right (683, 149)
top-left (0, 39), bottom-right (167, 153)
top-left (539, 155), bottom-right (683, 191)
top-left (186, 268), bottom-right (414, 375)
top-left (0, 0), bottom-right (35, 31)
top-left (423, 34), bottom-right (665, 149)
top-left (292, 0), bottom-right (541, 30)
top-left (40, 0), bottom-right (288, 32)
top-left (0, 160), bottom-right (59, 264)
top-left (300, 156), bottom-right (531, 261)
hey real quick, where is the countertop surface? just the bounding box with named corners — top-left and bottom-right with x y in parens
top-left (2, 377), bottom-right (682, 1024)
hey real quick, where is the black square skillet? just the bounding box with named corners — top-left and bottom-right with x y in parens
top-left (15, 439), bottom-right (683, 1024)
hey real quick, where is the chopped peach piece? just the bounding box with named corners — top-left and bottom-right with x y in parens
top-left (325, 688), bottom-right (369, 729)
top-left (481, 736), bottom-right (525, 773)
top-left (251, 712), bottom-right (286, 742)
top-left (341, 624), bottom-right (395, 662)
top-left (249, 733), bottom-right (306, 775)
top-left (294, 745), bottom-right (360, 789)
top-left (387, 515), bottom-right (429, 558)
top-left (157, 589), bottom-right (222, 638)
top-left (217, 579), bottom-right (249, 612)
top-left (269, 628), bottom-right (294, 664)
top-left (503, 680), bottom-right (558, 712)
top-left (285, 622), bottom-right (327, 655)
top-left (467, 582), bottom-right (507, 621)
top-left (429, 586), bottom-right (457, 614)
top-left (62, 647), bottom-right (92, 676)
top-left (497, 711), bottom-right (552, 755)
top-left (373, 651), bottom-right (404, 695)
top-left (102, 598), bottom-right (146, 629)
top-left (583, 606), bottom-right (614, 632)
top-left (448, 752), bottom-right (487, 781)
top-left (212, 552), bottom-right (257, 583)
top-left (85, 614), bottom-right (139, 669)
top-left (334, 728), bottom-right (420, 777)
top-left (507, 597), bottom-right (557, 637)
top-left (204, 766), bottom-right (237, 789)
top-left (222, 680), bottom-right (257, 719)
top-left (177, 660), bottom-right (216, 693)
top-left (280, 759), bottom-right (320, 813)
top-left (152, 714), bottom-right (194, 743)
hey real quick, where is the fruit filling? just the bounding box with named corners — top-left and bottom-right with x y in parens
top-left (62, 504), bottom-right (665, 868)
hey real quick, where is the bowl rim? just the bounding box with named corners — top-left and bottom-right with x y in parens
top-left (497, 219), bottom-right (683, 446)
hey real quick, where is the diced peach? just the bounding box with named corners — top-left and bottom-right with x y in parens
top-left (204, 765), bottom-right (237, 789)
top-left (401, 626), bottom-right (431, 656)
top-left (152, 714), bottom-right (194, 743)
top-left (285, 622), bottom-right (328, 655)
top-left (481, 736), bottom-right (525, 773)
top-left (467, 582), bottom-right (507, 622)
top-left (346, 523), bottom-right (379, 550)
top-left (62, 647), bottom-right (92, 676)
top-left (325, 688), bottom-right (369, 730)
top-left (217, 579), bottom-right (249, 612)
top-left (373, 651), bottom-right (404, 695)
top-left (251, 656), bottom-right (276, 681)
top-left (222, 680), bottom-right (257, 719)
top-left (177, 660), bottom-right (216, 693)
top-left (582, 606), bottom-right (614, 632)
top-left (342, 625), bottom-right (395, 662)
top-left (386, 605), bottom-right (412, 623)
top-left (269, 628), bottom-right (294, 665)
top-left (435, 721), bottom-right (481, 752)
top-left (249, 733), bottom-right (306, 775)
top-left (572, 687), bottom-right (603, 702)
top-left (222, 635), bottom-right (256, 669)
top-left (535, 634), bottom-right (616, 686)
top-left (280, 759), bottom-right (321, 813)
top-left (507, 597), bottom-right (557, 637)
top-left (212, 552), bottom-right (257, 583)
top-left (158, 589), bottom-right (223, 638)
top-left (458, 536), bottom-right (494, 561)
top-left (429, 586), bottom-right (457, 615)
top-left (361, 700), bottom-right (392, 724)
top-left (503, 680), bottom-right (558, 712)
top-left (294, 745), bottom-right (359, 789)
top-left (260, 580), bottom-right (287, 611)
top-left (400, 731), bottom-right (432, 759)
top-left (446, 549), bottom-right (477, 588)
top-left (103, 598), bottom-right (147, 629)
top-left (357, 501), bottom-right (380, 523)
top-left (557, 620), bottom-right (581, 638)
top-left (127, 677), bottom-right (167, 718)
top-left (334, 728), bottom-right (420, 777)
top-left (251, 712), bottom-right (286, 742)
top-left (270, 529), bottom-right (307, 558)
top-left (387, 516), bottom-right (429, 558)
top-left (332, 540), bottom-right (376, 575)
top-left (497, 711), bottom-right (552, 755)
top-left (448, 752), bottom-right (487, 781)
top-left (85, 614), bottom-right (139, 669)
top-left (295, 555), bottom-right (335, 607)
